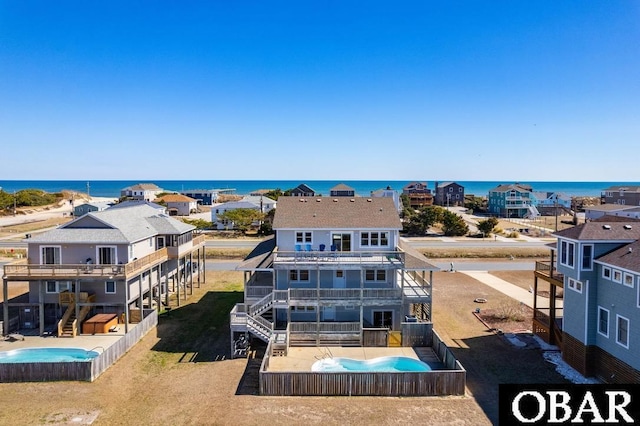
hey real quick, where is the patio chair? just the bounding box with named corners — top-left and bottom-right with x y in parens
top-left (305, 243), bottom-right (312, 252)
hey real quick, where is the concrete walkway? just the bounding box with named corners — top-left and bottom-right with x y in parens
top-left (460, 271), bottom-right (534, 308)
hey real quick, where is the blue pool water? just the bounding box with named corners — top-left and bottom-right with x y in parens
top-left (0, 347), bottom-right (99, 363)
top-left (312, 356), bottom-right (431, 372)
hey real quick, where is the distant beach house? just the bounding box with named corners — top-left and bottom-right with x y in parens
top-left (434, 182), bottom-right (464, 207)
top-left (155, 194), bottom-right (198, 216)
top-left (371, 186), bottom-right (401, 212)
top-left (533, 192), bottom-right (572, 209)
top-left (73, 200), bottom-right (114, 217)
top-left (402, 182), bottom-right (433, 209)
top-left (601, 185), bottom-right (640, 206)
top-left (534, 216), bottom-right (640, 382)
top-left (288, 183), bottom-right (317, 197)
top-left (212, 197), bottom-right (276, 230)
top-left (487, 183), bottom-right (537, 218)
top-left (179, 189), bottom-right (220, 205)
top-left (120, 183), bottom-right (164, 201)
top-left (329, 183), bottom-right (356, 197)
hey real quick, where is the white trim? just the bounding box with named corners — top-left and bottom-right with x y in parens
top-left (289, 269), bottom-right (310, 282)
top-left (40, 245), bottom-right (62, 265)
top-left (568, 277), bottom-right (583, 294)
top-left (96, 245), bottom-right (118, 265)
top-left (105, 280), bottom-right (117, 294)
top-left (612, 269), bottom-right (622, 284)
top-left (584, 280), bottom-right (589, 343)
top-left (597, 306), bottom-right (609, 338)
top-left (623, 272), bottom-right (634, 288)
top-left (616, 314), bottom-right (630, 349)
top-left (45, 280), bottom-right (58, 294)
top-left (581, 244), bottom-right (593, 270)
top-left (603, 266), bottom-right (612, 280)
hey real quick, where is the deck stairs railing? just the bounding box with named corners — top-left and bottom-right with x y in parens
top-left (247, 315), bottom-right (273, 343)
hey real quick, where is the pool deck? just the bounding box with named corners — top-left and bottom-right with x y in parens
top-left (266, 346), bottom-right (445, 372)
top-left (0, 324), bottom-right (138, 354)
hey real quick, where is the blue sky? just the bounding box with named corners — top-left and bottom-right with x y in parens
top-left (1, 1), bottom-right (639, 181)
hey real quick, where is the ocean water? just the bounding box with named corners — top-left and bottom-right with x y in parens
top-left (0, 179), bottom-right (636, 198)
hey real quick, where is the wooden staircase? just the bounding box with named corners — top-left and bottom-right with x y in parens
top-left (57, 292), bottom-right (96, 338)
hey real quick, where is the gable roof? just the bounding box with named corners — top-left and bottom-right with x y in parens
top-left (403, 182), bottom-right (428, 190)
top-left (273, 196), bottom-right (401, 229)
top-left (28, 204), bottom-right (194, 244)
top-left (290, 183), bottom-right (316, 194)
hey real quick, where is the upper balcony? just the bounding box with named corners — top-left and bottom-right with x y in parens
top-left (272, 249), bottom-right (405, 270)
top-left (167, 234), bottom-right (206, 259)
top-left (3, 248), bottom-right (169, 281)
top-left (534, 261), bottom-right (564, 287)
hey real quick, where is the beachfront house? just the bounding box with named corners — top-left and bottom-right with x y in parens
top-left (329, 183), bottom-right (356, 197)
top-left (601, 185), bottom-right (640, 206)
top-left (434, 182), bottom-right (465, 207)
top-left (2, 204), bottom-right (206, 337)
top-left (230, 195), bottom-right (437, 350)
top-left (402, 182), bottom-right (433, 209)
top-left (179, 189), bottom-right (220, 205)
top-left (487, 183), bottom-right (536, 218)
top-left (120, 183), bottom-right (164, 202)
top-left (533, 216), bottom-right (640, 382)
top-left (289, 183), bottom-right (317, 197)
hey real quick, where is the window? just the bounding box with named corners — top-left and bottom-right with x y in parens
top-left (624, 273), bottom-right (634, 288)
top-left (365, 270), bottom-right (386, 282)
top-left (289, 270), bottom-right (309, 281)
top-left (613, 270), bottom-right (622, 283)
top-left (361, 232), bottom-right (389, 247)
top-left (295, 231), bottom-right (312, 244)
top-left (560, 241), bottom-right (575, 267)
top-left (105, 281), bottom-right (116, 294)
top-left (598, 307), bottom-right (609, 337)
top-left (41, 246), bottom-right (61, 264)
top-left (581, 245), bottom-right (593, 270)
top-left (46, 281), bottom-right (57, 293)
top-left (568, 278), bottom-right (582, 293)
top-left (603, 267), bottom-right (611, 280)
top-left (290, 306), bottom-right (315, 312)
top-left (616, 315), bottom-right (629, 348)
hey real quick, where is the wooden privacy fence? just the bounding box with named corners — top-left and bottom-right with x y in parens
top-left (260, 370), bottom-right (465, 396)
top-left (0, 309), bottom-right (157, 383)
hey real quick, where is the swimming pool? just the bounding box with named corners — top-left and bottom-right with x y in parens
top-left (311, 356), bottom-right (431, 372)
top-left (0, 347), bottom-right (100, 363)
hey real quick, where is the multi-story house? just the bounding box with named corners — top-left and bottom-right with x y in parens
top-left (179, 189), bottom-right (220, 205)
top-left (601, 185), bottom-right (640, 206)
top-left (229, 196), bottom-right (436, 351)
top-left (212, 197), bottom-right (276, 230)
top-left (2, 204), bottom-right (206, 337)
top-left (487, 183), bottom-right (535, 218)
top-left (434, 182), bottom-right (465, 207)
top-left (402, 182), bottom-right (433, 209)
top-left (533, 216), bottom-right (640, 382)
top-left (289, 183), bottom-right (317, 197)
top-left (329, 183), bottom-right (356, 197)
top-left (120, 183), bottom-right (164, 201)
